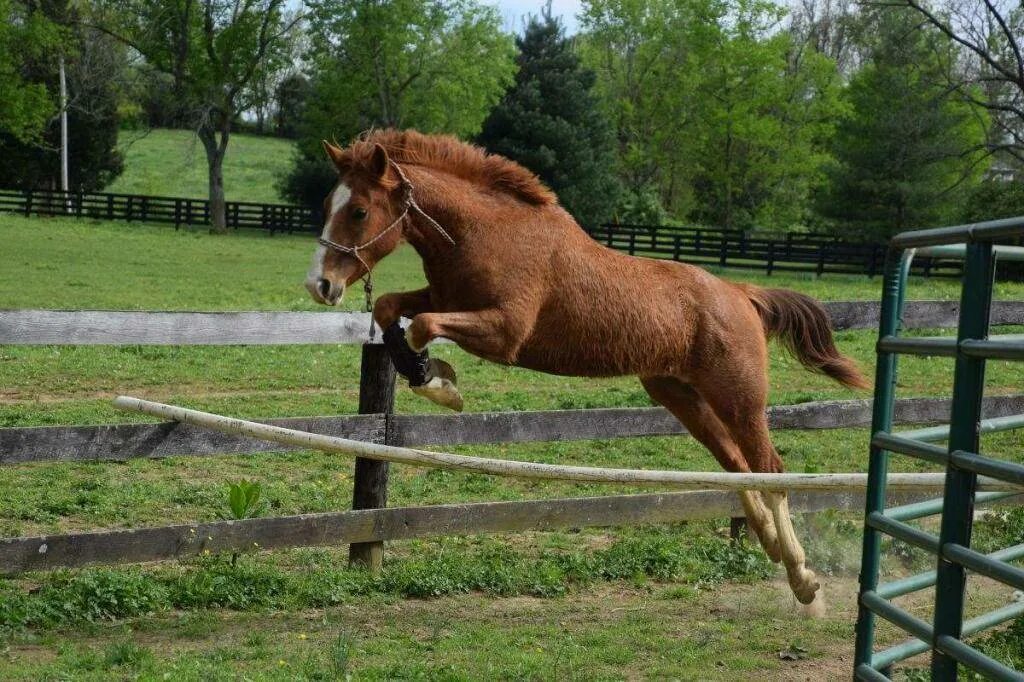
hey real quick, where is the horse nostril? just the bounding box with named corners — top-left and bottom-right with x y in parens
top-left (317, 278), bottom-right (332, 299)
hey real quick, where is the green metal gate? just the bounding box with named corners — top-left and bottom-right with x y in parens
top-left (854, 218), bottom-right (1024, 680)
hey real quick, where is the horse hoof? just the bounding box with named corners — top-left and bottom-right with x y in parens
top-left (798, 586), bottom-right (827, 619)
top-left (411, 359), bottom-right (463, 411)
top-left (791, 572), bottom-right (821, 605)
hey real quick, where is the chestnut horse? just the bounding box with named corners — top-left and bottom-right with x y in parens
top-left (305, 129), bottom-right (868, 608)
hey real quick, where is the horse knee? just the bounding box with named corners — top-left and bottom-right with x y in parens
top-left (407, 314), bottom-right (437, 352)
top-left (372, 294), bottom-right (403, 329)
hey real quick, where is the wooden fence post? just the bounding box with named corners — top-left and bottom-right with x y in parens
top-left (349, 343), bottom-right (397, 571)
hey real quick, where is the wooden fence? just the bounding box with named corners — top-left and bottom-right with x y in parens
top-left (585, 224), bottom-right (963, 278)
top-left (2, 186), bottom-right (966, 278)
top-left (0, 187), bottom-right (318, 235)
top-left (2, 302), bottom-right (1023, 574)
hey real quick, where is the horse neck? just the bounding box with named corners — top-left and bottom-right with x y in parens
top-left (400, 166), bottom-right (482, 260)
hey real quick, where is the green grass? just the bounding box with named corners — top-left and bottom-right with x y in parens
top-left (106, 128), bottom-right (295, 204)
top-left (1, 212), bottom-right (1022, 680)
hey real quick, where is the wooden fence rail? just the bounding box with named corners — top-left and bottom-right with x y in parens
top-left (3, 301), bottom-right (1023, 346)
top-left (0, 489), bottom-right (919, 576)
top-left (0, 187), bottom-right (319, 235)
top-left (4, 394), bottom-right (1024, 466)
top-left (584, 224), bottom-right (965, 278)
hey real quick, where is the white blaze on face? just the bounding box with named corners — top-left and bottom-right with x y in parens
top-left (305, 182), bottom-right (352, 291)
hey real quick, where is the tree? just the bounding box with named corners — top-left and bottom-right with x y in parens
top-left (274, 73), bottom-right (310, 138)
top-left (580, 0), bottom-right (843, 231)
top-left (280, 0), bottom-right (515, 208)
top-left (0, 0), bottom-right (123, 191)
top-left (819, 8), bottom-right (988, 238)
top-left (477, 8), bottom-right (620, 227)
top-left (689, 0), bottom-right (843, 231)
top-left (578, 0), bottom-right (710, 221)
top-left (890, 0), bottom-right (1024, 165)
top-left (0, 0), bottom-right (62, 142)
top-left (92, 0), bottom-right (301, 231)
top-left (787, 0), bottom-right (859, 76)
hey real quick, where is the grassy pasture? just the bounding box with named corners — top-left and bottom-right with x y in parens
top-left (106, 128), bottom-right (295, 204)
top-left (1, 212), bottom-right (1022, 679)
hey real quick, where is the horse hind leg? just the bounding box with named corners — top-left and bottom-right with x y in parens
top-left (696, 381), bottom-right (821, 607)
top-left (639, 377), bottom-right (781, 563)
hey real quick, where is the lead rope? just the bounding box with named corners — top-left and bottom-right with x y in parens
top-left (317, 161), bottom-right (456, 341)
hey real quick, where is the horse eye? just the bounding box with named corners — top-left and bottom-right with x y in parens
top-left (352, 207), bottom-right (368, 221)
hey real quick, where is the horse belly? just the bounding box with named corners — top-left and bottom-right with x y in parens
top-left (513, 315), bottom-right (686, 378)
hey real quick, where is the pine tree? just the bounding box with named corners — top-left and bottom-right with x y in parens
top-left (477, 7), bottom-right (620, 227)
top-left (819, 8), bottom-right (988, 238)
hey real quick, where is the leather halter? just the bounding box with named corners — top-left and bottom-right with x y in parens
top-left (317, 161), bottom-right (456, 337)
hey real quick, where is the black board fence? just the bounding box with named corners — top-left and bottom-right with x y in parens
top-left (584, 223), bottom-right (964, 278)
top-left (0, 186), bottom-right (976, 276)
top-left (0, 187), bottom-right (320, 235)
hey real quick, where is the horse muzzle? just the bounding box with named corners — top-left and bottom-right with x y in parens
top-left (306, 277), bottom-right (345, 306)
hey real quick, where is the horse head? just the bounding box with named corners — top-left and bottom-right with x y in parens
top-left (305, 140), bottom-right (407, 306)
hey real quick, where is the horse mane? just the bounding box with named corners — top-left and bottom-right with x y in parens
top-left (343, 129), bottom-right (557, 207)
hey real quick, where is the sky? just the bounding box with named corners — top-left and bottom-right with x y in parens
top-left (492, 0), bottom-right (583, 34)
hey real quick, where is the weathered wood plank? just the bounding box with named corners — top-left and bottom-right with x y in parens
top-left (0, 489), bottom-right (940, 575)
top-left (0, 415), bottom-right (384, 465)
top-left (825, 300), bottom-right (1024, 331)
top-left (0, 310), bottom-right (378, 345)
top-left (391, 394), bottom-right (1024, 446)
top-left (1, 301), bottom-right (1021, 346)
top-left (3, 395), bottom-right (1022, 464)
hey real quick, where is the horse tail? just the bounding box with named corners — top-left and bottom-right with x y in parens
top-left (745, 287), bottom-right (870, 390)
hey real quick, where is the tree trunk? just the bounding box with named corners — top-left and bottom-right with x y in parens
top-left (198, 120), bottom-right (230, 234)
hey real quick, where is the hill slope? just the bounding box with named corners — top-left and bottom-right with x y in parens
top-left (107, 128), bottom-right (296, 204)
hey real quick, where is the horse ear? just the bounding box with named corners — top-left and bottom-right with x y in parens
top-left (322, 140), bottom-right (345, 169)
top-left (369, 143), bottom-right (390, 180)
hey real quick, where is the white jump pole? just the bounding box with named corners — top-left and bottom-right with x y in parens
top-left (113, 396), bottom-right (1023, 493)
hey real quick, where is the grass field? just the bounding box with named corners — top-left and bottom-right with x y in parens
top-left (106, 128), bottom-right (295, 204)
top-left (1, 212), bottom-right (1022, 679)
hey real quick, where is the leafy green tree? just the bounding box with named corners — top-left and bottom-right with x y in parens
top-left (579, 0), bottom-right (710, 221)
top-left (690, 0), bottom-right (843, 231)
top-left (0, 0), bottom-right (62, 143)
top-left (581, 0), bottom-right (843, 231)
top-left (819, 8), bottom-right (989, 238)
top-left (93, 0), bottom-right (301, 231)
top-left (281, 0), bottom-right (515, 208)
top-left (274, 73), bottom-right (309, 138)
top-left (477, 8), bottom-right (620, 227)
top-left (0, 0), bottom-right (123, 191)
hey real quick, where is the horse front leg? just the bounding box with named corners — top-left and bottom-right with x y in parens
top-left (372, 288), bottom-right (464, 411)
top-left (403, 309), bottom-right (526, 411)
top-left (372, 287), bottom-right (433, 329)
